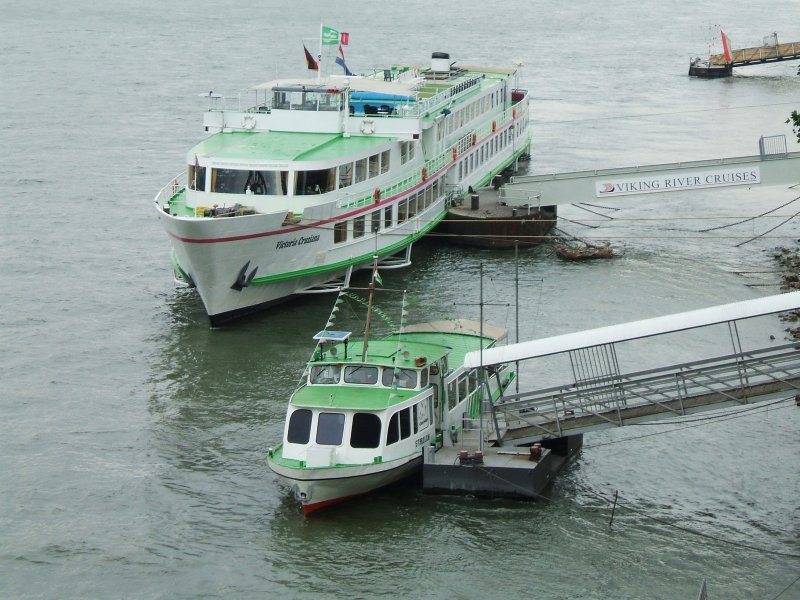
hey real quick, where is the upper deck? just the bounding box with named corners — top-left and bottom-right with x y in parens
top-left (201, 60), bottom-right (518, 136)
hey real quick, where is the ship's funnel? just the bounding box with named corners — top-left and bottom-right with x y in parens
top-left (431, 52), bottom-right (451, 73)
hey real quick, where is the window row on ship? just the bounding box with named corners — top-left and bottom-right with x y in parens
top-left (457, 114), bottom-right (528, 181)
top-left (437, 86), bottom-right (507, 142)
top-left (295, 363), bottom-right (436, 450)
top-left (286, 395), bottom-right (433, 450)
top-left (188, 142), bottom-right (416, 196)
top-left (332, 178), bottom-right (442, 244)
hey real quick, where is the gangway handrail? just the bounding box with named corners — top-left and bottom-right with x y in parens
top-left (490, 344), bottom-right (800, 443)
top-left (511, 151), bottom-right (800, 185)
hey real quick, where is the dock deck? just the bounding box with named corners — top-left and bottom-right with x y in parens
top-left (439, 187), bottom-right (556, 247)
top-left (709, 40), bottom-right (800, 67)
top-left (423, 436), bottom-right (583, 499)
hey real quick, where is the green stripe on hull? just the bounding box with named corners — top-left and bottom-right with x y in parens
top-left (250, 208), bottom-right (446, 285)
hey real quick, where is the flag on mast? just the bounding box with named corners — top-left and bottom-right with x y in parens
top-left (336, 44), bottom-right (353, 76)
top-left (321, 25), bottom-right (339, 45)
top-left (303, 44), bottom-right (319, 71)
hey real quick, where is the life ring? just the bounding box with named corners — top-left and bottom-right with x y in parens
top-left (512, 108), bottom-right (516, 119)
top-left (373, 188), bottom-right (381, 202)
top-left (242, 114), bottom-right (256, 130)
top-left (452, 147), bottom-right (457, 160)
top-left (492, 120), bottom-right (496, 132)
top-left (472, 133), bottom-right (477, 146)
top-left (421, 167), bottom-right (428, 181)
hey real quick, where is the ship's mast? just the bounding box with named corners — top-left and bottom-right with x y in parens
top-left (361, 256), bottom-right (379, 361)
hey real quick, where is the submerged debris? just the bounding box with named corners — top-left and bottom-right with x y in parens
top-left (553, 241), bottom-right (616, 261)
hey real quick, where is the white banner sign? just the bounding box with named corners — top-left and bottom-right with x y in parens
top-left (595, 166), bottom-right (760, 198)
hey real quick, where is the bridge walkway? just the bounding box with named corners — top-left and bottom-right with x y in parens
top-left (499, 136), bottom-right (800, 208)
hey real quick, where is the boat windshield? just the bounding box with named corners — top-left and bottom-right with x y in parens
top-left (211, 168), bottom-right (288, 195)
top-left (272, 87), bottom-right (343, 112)
top-left (310, 364), bottom-right (341, 384)
top-left (344, 365), bottom-right (379, 385)
top-left (383, 367), bottom-right (417, 389)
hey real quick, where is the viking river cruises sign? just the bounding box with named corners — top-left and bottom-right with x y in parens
top-left (595, 166), bottom-right (761, 197)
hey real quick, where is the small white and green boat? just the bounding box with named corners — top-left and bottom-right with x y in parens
top-left (267, 275), bottom-right (513, 513)
top-left (153, 32), bottom-right (531, 325)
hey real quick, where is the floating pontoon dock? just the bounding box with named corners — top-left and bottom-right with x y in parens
top-left (690, 31), bottom-right (800, 77)
top-left (423, 291), bottom-right (800, 498)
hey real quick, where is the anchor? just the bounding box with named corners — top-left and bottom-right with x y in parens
top-left (231, 260), bottom-right (258, 291)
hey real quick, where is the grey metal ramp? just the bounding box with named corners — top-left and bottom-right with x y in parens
top-left (499, 143), bottom-right (800, 207)
top-left (464, 291), bottom-right (800, 445)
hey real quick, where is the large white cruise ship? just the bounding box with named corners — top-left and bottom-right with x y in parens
top-left (154, 48), bottom-right (531, 325)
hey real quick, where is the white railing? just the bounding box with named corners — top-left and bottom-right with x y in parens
top-left (155, 171), bottom-right (187, 208)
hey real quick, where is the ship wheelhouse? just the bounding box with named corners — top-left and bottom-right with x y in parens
top-left (281, 358), bottom-right (436, 466)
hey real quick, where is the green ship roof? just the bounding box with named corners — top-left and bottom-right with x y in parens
top-left (288, 329), bottom-right (499, 410)
top-left (291, 384), bottom-right (418, 410)
top-left (190, 131), bottom-right (391, 162)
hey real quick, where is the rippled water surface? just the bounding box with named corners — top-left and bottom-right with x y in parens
top-left (1, 0), bottom-right (799, 598)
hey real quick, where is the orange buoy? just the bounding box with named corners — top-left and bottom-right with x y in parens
top-left (452, 147), bottom-right (457, 160)
top-left (512, 108), bottom-right (516, 119)
top-left (421, 167), bottom-right (428, 181)
top-left (373, 188), bottom-right (381, 202)
top-left (492, 120), bottom-right (496, 132)
top-left (472, 133), bottom-right (477, 146)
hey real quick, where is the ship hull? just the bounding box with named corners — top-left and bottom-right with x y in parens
top-left (268, 453), bottom-right (423, 514)
top-left (155, 196), bottom-right (447, 324)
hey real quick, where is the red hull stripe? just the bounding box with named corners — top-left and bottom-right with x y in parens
top-left (169, 171), bottom-right (443, 245)
top-left (302, 493), bottom-right (358, 515)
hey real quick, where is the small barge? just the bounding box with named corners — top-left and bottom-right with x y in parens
top-left (437, 186), bottom-right (557, 248)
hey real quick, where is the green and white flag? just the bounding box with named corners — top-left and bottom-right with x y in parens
top-left (321, 25), bottom-right (339, 45)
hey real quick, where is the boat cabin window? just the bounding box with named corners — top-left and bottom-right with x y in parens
top-left (447, 380), bottom-right (457, 409)
top-left (316, 412), bottom-right (345, 445)
top-left (369, 210), bottom-right (381, 234)
top-left (295, 167), bottom-right (336, 195)
top-left (344, 365), bottom-right (379, 385)
top-left (386, 407), bottom-right (412, 446)
top-left (353, 216), bottom-right (365, 239)
top-left (188, 163), bottom-right (206, 191)
top-left (211, 168), bottom-right (287, 195)
top-left (400, 141), bottom-right (415, 164)
top-left (287, 409), bottom-right (312, 444)
top-left (310, 364), bottom-right (341, 384)
top-left (382, 368), bottom-right (417, 389)
top-left (338, 163), bottom-right (353, 189)
top-left (333, 222), bottom-right (347, 243)
top-left (272, 87), bottom-right (343, 112)
top-left (350, 413), bottom-right (381, 448)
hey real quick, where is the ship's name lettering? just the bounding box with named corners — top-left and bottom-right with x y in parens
top-left (415, 433), bottom-right (431, 447)
top-left (275, 234), bottom-right (320, 250)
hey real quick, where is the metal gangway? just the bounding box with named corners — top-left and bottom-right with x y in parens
top-left (499, 135), bottom-right (800, 209)
top-left (465, 292), bottom-right (800, 446)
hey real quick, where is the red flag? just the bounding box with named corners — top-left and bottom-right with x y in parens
top-left (720, 30), bottom-right (732, 63)
top-left (340, 31), bottom-right (349, 46)
top-left (303, 44), bottom-right (319, 71)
